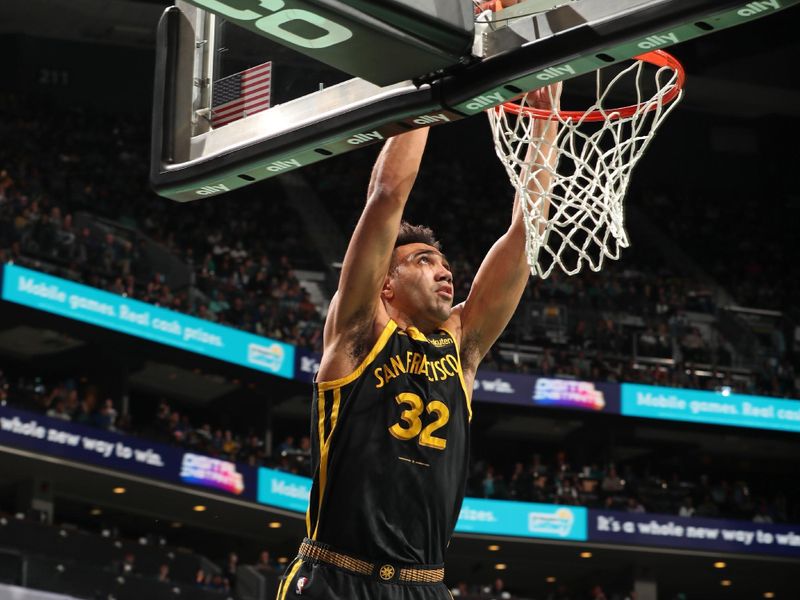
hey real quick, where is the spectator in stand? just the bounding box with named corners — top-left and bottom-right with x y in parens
top-left (680, 327), bottom-right (707, 362)
top-left (222, 430), bottom-right (240, 459)
top-left (626, 497), bottom-right (646, 513)
top-left (487, 577), bottom-right (511, 599)
top-left (554, 450), bottom-right (571, 476)
top-left (222, 551), bottom-right (238, 591)
top-left (167, 411), bottom-right (184, 444)
top-left (601, 465), bottom-right (625, 494)
top-left (210, 572), bottom-right (229, 591)
top-left (195, 568), bottom-right (208, 588)
top-left (64, 389), bottom-right (79, 416)
top-left (753, 500), bottom-right (774, 523)
top-left (239, 434), bottom-right (265, 465)
top-left (731, 480), bottom-right (754, 518)
top-left (154, 401), bottom-right (171, 440)
top-left (46, 399), bottom-right (71, 421)
top-left (254, 549), bottom-right (276, 575)
top-left (532, 472), bottom-right (549, 503)
top-left (211, 429), bottom-right (225, 454)
top-left (678, 497), bottom-right (695, 517)
top-left (695, 495), bottom-right (720, 518)
top-left (96, 398), bottom-right (118, 430)
top-left (0, 370), bottom-right (8, 403)
top-left (482, 466), bottom-right (496, 498)
top-left (72, 395), bottom-right (95, 425)
top-left (529, 453), bottom-right (548, 478)
top-left (276, 435), bottom-right (296, 456)
top-left (589, 584), bottom-right (608, 600)
top-left (43, 383), bottom-right (67, 412)
top-left (557, 476), bottom-right (580, 505)
top-left (196, 423), bottom-right (213, 447)
top-left (179, 414), bottom-right (194, 443)
top-left (547, 583), bottom-right (573, 600)
top-left (157, 564), bottom-right (170, 583)
top-left (509, 462), bottom-right (532, 501)
top-left (117, 552), bottom-right (135, 575)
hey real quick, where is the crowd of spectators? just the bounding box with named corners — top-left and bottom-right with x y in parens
top-left (0, 96), bottom-right (324, 352)
top-left (2, 89), bottom-right (799, 530)
top-left (467, 449), bottom-right (795, 525)
top-left (2, 92), bottom-right (799, 397)
top-left (450, 578), bottom-right (637, 600)
top-left (300, 128), bottom-right (800, 399)
top-left (3, 368), bottom-right (795, 525)
top-left (0, 506), bottom-right (280, 599)
top-left (1, 369), bottom-right (313, 476)
top-left (9, 504), bottom-right (637, 600)
top-left (148, 399), bottom-right (312, 476)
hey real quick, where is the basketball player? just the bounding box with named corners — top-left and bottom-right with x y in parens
top-left (277, 82), bottom-right (561, 600)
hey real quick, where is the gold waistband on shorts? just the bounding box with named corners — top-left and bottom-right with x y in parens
top-left (298, 540), bottom-right (444, 584)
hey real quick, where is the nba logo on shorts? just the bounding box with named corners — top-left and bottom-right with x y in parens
top-left (296, 577), bottom-right (309, 595)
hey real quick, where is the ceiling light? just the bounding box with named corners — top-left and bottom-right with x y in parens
top-left (763, 593), bottom-right (774, 599)
top-left (579, 551), bottom-right (592, 559)
top-left (170, 522), bottom-right (182, 528)
top-left (192, 505), bottom-right (207, 512)
top-left (720, 580), bottom-right (732, 587)
top-left (487, 545), bottom-right (500, 551)
top-left (277, 557), bottom-right (288, 564)
top-left (89, 508), bottom-right (102, 516)
top-left (546, 576), bottom-right (556, 583)
top-left (112, 487), bottom-right (126, 494)
top-left (494, 563), bottom-right (507, 571)
top-left (268, 521), bottom-right (282, 529)
top-left (714, 561), bottom-right (726, 569)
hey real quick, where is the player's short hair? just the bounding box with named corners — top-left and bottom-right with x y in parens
top-left (394, 221), bottom-right (441, 251)
top-left (389, 222), bottom-right (443, 274)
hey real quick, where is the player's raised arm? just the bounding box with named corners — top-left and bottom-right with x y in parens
top-left (322, 127), bottom-right (430, 353)
top-left (458, 83), bottom-right (561, 373)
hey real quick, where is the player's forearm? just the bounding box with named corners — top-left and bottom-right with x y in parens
top-left (520, 107), bottom-right (559, 237)
top-left (366, 127), bottom-right (429, 204)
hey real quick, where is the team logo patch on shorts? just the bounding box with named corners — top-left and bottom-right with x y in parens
top-left (296, 576), bottom-right (309, 595)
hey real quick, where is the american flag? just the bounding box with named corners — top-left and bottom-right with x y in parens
top-left (211, 62), bottom-right (272, 128)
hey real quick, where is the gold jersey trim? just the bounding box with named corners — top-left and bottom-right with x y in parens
top-left (305, 386), bottom-right (326, 537)
top-left (309, 319), bottom-right (469, 538)
top-left (439, 325), bottom-right (472, 422)
top-left (277, 558), bottom-right (303, 600)
top-left (317, 320), bottom-right (398, 392)
top-left (310, 386), bottom-right (341, 540)
top-left (404, 325), bottom-right (428, 342)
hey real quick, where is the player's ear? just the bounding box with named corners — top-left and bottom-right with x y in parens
top-left (381, 275), bottom-right (394, 301)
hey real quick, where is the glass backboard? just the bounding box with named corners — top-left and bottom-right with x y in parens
top-left (150, 0), bottom-right (800, 202)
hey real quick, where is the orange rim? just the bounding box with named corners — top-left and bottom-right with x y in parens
top-left (496, 50), bottom-right (685, 122)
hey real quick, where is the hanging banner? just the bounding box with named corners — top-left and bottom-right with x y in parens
top-left (2, 264), bottom-right (294, 379)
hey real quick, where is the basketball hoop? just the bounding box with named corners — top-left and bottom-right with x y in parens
top-left (488, 50), bottom-right (685, 279)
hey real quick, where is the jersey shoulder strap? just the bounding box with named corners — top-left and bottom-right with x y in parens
top-left (317, 320), bottom-right (398, 392)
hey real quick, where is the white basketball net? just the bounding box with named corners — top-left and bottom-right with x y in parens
top-left (488, 56), bottom-right (684, 278)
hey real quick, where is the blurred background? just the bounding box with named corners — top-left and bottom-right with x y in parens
top-left (0, 1), bottom-right (798, 599)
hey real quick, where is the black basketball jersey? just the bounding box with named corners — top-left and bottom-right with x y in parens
top-left (306, 319), bottom-right (471, 565)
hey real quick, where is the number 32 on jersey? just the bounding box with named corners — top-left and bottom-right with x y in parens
top-left (389, 392), bottom-right (449, 450)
